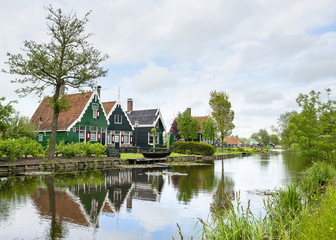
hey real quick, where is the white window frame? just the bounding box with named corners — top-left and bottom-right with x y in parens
top-left (92, 103), bottom-right (99, 119)
top-left (114, 114), bottom-right (122, 124)
top-left (91, 127), bottom-right (97, 141)
top-left (107, 131), bottom-right (111, 144)
top-left (124, 132), bottom-right (130, 144)
top-left (148, 132), bottom-right (160, 145)
top-left (38, 133), bottom-right (43, 142)
top-left (79, 126), bottom-right (86, 142)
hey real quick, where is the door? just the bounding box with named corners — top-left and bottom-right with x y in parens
top-left (115, 134), bottom-right (120, 148)
top-left (101, 128), bottom-right (106, 145)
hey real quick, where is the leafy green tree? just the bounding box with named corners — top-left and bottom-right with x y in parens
top-left (251, 129), bottom-right (270, 147)
top-left (151, 128), bottom-right (157, 152)
top-left (176, 110), bottom-right (199, 141)
top-left (3, 6), bottom-right (108, 159)
top-left (2, 113), bottom-right (37, 139)
top-left (0, 97), bottom-right (16, 135)
top-left (209, 90), bottom-right (235, 150)
top-left (269, 134), bottom-right (280, 146)
top-left (201, 117), bottom-right (218, 144)
top-left (289, 89), bottom-right (336, 161)
top-left (274, 111), bottom-right (296, 148)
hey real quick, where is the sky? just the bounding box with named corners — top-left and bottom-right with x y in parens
top-left (1, 0), bottom-right (336, 138)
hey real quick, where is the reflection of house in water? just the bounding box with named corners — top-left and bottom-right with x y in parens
top-left (31, 169), bottom-right (165, 229)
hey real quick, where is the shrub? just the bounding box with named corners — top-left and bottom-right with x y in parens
top-left (172, 141), bottom-right (215, 156)
top-left (0, 139), bottom-right (23, 161)
top-left (19, 138), bottom-right (44, 158)
top-left (91, 143), bottom-right (107, 158)
top-left (302, 162), bottom-right (336, 196)
top-left (61, 143), bottom-right (81, 158)
top-left (79, 142), bottom-right (94, 157)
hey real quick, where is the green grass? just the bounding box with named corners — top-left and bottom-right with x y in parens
top-left (214, 148), bottom-right (259, 155)
top-left (298, 185), bottom-right (336, 239)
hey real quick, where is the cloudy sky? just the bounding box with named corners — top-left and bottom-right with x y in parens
top-left (1, 0), bottom-right (336, 138)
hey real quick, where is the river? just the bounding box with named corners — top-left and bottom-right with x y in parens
top-left (0, 150), bottom-right (310, 239)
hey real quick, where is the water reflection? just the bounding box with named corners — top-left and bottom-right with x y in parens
top-left (0, 151), bottom-right (311, 239)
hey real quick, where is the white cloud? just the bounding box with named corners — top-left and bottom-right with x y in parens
top-left (1, 0), bottom-right (336, 137)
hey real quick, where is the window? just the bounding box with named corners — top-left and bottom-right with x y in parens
top-left (114, 114), bottom-right (122, 124)
top-left (148, 132), bottom-right (160, 145)
top-left (91, 127), bottom-right (97, 141)
top-left (107, 131), bottom-right (111, 144)
top-left (124, 132), bottom-right (130, 144)
top-left (73, 127), bottom-right (76, 132)
top-left (79, 126), bottom-right (85, 142)
top-left (92, 103), bottom-right (99, 118)
top-left (38, 133), bottom-right (43, 142)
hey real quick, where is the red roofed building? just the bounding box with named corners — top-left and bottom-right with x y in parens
top-left (31, 89), bottom-right (109, 147)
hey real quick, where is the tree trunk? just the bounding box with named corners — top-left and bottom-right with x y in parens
top-left (47, 110), bottom-right (60, 159)
top-left (221, 131), bottom-right (224, 151)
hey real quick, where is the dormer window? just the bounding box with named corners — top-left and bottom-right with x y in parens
top-left (39, 117), bottom-right (43, 123)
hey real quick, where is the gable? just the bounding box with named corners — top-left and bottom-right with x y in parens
top-left (31, 92), bottom-right (93, 131)
top-left (107, 103), bottom-right (134, 131)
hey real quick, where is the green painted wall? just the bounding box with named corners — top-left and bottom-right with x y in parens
top-left (36, 93), bottom-right (109, 147)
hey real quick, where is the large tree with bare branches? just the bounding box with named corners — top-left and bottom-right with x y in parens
top-left (3, 6), bottom-right (108, 158)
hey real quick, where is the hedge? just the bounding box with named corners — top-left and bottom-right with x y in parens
top-left (172, 141), bottom-right (215, 156)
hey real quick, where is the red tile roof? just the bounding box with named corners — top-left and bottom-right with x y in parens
top-left (102, 101), bottom-right (116, 115)
top-left (195, 116), bottom-right (208, 132)
top-left (224, 137), bottom-right (239, 145)
top-left (31, 92), bottom-right (93, 131)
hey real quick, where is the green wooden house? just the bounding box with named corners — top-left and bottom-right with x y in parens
top-left (102, 101), bottom-right (134, 149)
top-left (244, 138), bottom-right (260, 147)
top-left (31, 90), bottom-right (109, 147)
top-left (126, 99), bottom-right (166, 149)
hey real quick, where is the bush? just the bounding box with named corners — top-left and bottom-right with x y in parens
top-left (91, 143), bottom-right (107, 158)
top-left (172, 141), bottom-right (215, 156)
top-left (0, 138), bottom-right (23, 161)
top-left (61, 143), bottom-right (81, 158)
top-left (19, 138), bottom-right (44, 158)
top-left (302, 162), bottom-right (336, 196)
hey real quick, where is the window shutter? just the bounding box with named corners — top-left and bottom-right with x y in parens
top-left (87, 131), bottom-right (91, 141)
top-left (121, 135), bottom-right (124, 144)
top-left (112, 134), bottom-right (115, 143)
top-left (98, 132), bottom-right (101, 141)
top-left (97, 110), bottom-right (100, 118)
top-left (130, 135), bottom-right (133, 144)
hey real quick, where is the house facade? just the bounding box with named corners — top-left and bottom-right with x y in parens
top-left (31, 90), bottom-right (109, 147)
top-left (126, 99), bottom-right (166, 149)
top-left (244, 138), bottom-right (260, 147)
top-left (103, 101), bottom-right (134, 149)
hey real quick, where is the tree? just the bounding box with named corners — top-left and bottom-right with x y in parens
top-left (170, 118), bottom-right (180, 140)
top-left (274, 111), bottom-right (296, 148)
top-left (251, 129), bottom-right (270, 147)
top-left (176, 110), bottom-right (199, 141)
top-left (151, 128), bottom-right (157, 152)
top-left (201, 117), bottom-right (218, 144)
top-left (288, 89), bottom-right (336, 161)
top-left (269, 134), bottom-right (280, 146)
top-left (209, 90), bottom-right (235, 150)
top-left (0, 97), bottom-right (16, 135)
top-left (2, 113), bottom-right (37, 139)
top-left (3, 6), bottom-right (108, 158)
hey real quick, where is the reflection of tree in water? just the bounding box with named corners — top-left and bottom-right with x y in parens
top-left (0, 176), bottom-right (40, 223)
top-left (171, 164), bottom-right (217, 204)
top-left (212, 160), bottom-right (235, 210)
top-left (281, 150), bottom-right (311, 179)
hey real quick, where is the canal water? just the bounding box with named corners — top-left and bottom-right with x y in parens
top-left (0, 150), bottom-right (310, 239)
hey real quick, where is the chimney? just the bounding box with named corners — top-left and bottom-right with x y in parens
top-left (186, 108), bottom-right (191, 115)
top-left (97, 85), bottom-right (102, 98)
top-left (127, 98), bottom-right (133, 113)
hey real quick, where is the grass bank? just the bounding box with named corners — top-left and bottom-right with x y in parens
top-left (120, 152), bottom-right (189, 159)
top-left (196, 161), bottom-right (336, 240)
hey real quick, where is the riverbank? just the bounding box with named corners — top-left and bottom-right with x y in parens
top-left (196, 161), bottom-right (336, 239)
top-left (0, 152), bottom-right (250, 177)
